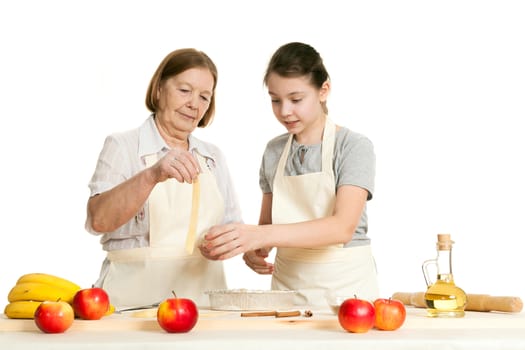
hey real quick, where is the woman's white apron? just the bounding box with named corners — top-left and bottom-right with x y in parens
top-left (101, 153), bottom-right (226, 308)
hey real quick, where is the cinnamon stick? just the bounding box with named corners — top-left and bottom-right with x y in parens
top-left (392, 292), bottom-right (523, 313)
top-left (275, 310), bottom-right (301, 318)
top-left (241, 311), bottom-right (277, 317)
top-left (240, 310), bottom-right (302, 318)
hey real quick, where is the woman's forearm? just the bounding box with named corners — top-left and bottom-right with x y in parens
top-left (87, 168), bottom-right (157, 233)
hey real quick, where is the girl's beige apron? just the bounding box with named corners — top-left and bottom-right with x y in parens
top-left (271, 118), bottom-right (379, 306)
top-left (102, 153), bottom-right (226, 308)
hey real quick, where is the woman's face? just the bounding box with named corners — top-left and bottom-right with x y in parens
top-left (156, 67), bottom-right (214, 134)
top-left (266, 72), bottom-right (328, 138)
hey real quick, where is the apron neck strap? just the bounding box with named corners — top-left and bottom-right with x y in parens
top-left (276, 118), bottom-right (336, 175)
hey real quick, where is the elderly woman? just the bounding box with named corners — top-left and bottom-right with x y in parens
top-left (86, 48), bottom-right (241, 308)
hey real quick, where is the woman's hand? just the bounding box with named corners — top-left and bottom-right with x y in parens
top-left (243, 248), bottom-right (274, 274)
top-left (153, 149), bottom-right (201, 184)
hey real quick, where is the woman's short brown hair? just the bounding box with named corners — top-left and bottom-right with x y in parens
top-left (145, 48), bottom-right (218, 128)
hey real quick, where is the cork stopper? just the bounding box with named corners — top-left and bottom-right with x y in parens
top-left (436, 233), bottom-right (454, 250)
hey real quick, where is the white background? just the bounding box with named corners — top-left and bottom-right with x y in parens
top-left (1, 0), bottom-right (524, 311)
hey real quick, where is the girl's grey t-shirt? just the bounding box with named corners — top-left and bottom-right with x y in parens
top-left (259, 126), bottom-right (375, 247)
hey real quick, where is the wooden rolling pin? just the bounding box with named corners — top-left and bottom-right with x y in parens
top-left (392, 292), bottom-right (523, 313)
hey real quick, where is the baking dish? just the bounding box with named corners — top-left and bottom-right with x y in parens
top-left (205, 289), bottom-right (297, 311)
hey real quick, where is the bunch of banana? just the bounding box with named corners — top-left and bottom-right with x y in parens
top-left (4, 273), bottom-right (82, 319)
top-left (4, 300), bottom-right (43, 319)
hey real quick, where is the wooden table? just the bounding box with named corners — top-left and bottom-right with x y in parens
top-left (1, 307), bottom-right (524, 350)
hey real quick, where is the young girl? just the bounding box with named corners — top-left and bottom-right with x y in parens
top-left (201, 42), bottom-right (379, 306)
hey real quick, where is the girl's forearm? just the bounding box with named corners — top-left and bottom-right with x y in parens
top-left (260, 215), bottom-right (356, 249)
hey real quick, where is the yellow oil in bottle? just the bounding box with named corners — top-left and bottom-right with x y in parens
top-left (422, 234), bottom-right (467, 318)
top-left (424, 276), bottom-right (467, 317)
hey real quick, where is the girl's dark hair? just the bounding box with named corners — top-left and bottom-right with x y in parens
top-left (263, 42), bottom-right (330, 113)
top-left (145, 48), bottom-right (217, 128)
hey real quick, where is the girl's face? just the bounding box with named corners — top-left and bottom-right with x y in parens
top-left (266, 72), bottom-right (329, 142)
top-left (156, 67), bottom-right (214, 134)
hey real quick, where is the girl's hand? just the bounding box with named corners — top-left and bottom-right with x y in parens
top-left (198, 240), bottom-right (220, 261)
top-left (202, 223), bottom-right (263, 260)
top-left (243, 248), bottom-right (274, 274)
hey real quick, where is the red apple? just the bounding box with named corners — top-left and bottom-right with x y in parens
top-left (34, 300), bottom-right (74, 333)
top-left (157, 292), bottom-right (198, 333)
top-left (374, 298), bottom-right (406, 331)
top-left (72, 287), bottom-right (110, 320)
top-left (338, 296), bottom-right (375, 333)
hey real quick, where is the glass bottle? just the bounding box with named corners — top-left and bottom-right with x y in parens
top-left (422, 233), bottom-right (467, 317)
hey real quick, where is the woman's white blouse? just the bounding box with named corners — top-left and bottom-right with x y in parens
top-left (85, 115), bottom-right (242, 251)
